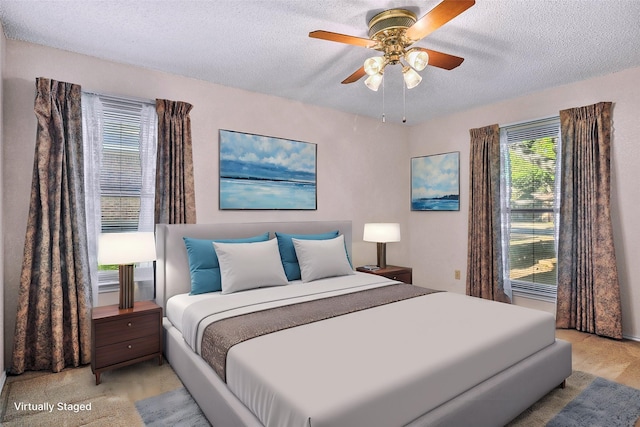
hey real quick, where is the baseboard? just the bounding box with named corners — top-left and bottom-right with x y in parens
top-left (0, 369), bottom-right (6, 393)
top-left (623, 333), bottom-right (640, 342)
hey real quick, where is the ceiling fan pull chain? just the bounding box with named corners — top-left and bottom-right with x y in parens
top-left (382, 76), bottom-right (386, 123)
top-left (403, 82), bottom-right (407, 124)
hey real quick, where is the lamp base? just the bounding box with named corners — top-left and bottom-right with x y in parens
top-left (119, 264), bottom-right (135, 309)
top-left (376, 242), bottom-right (388, 269)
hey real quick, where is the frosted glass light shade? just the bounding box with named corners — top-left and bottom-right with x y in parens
top-left (365, 73), bottom-right (384, 91)
top-left (406, 49), bottom-right (429, 71)
top-left (364, 56), bottom-right (385, 76)
top-left (363, 223), bottom-right (401, 243)
top-left (402, 66), bottom-right (422, 89)
top-left (98, 232), bottom-right (156, 265)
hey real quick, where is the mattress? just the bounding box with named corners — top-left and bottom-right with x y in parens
top-left (166, 292), bottom-right (224, 333)
top-left (168, 273), bottom-right (556, 427)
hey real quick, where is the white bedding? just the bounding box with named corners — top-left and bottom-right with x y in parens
top-left (167, 273), bottom-right (556, 427)
top-left (169, 272), bottom-right (396, 352)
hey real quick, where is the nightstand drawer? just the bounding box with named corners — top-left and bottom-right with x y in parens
top-left (94, 335), bottom-right (160, 368)
top-left (95, 313), bottom-right (158, 347)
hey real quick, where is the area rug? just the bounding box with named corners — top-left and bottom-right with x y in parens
top-left (509, 371), bottom-right (640, 426)
top-left (135, 387), bottom-right (210, 427)
top-left (547, 376), bottom-right (640, 427)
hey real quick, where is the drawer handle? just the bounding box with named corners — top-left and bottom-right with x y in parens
top-left (128, 345), bottom-right (132, 349)
top-left (127, 322), bottom-right (132, 327)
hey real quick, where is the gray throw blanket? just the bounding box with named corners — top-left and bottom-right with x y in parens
top-left (201, 283), bottom-right (441, 382)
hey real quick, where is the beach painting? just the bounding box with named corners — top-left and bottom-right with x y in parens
top-left (411, 152), bottom-right (460, 211)
top-left (219, 130), bottom-right (317, 210)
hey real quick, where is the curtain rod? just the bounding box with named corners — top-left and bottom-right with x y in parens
top-left (82, 89), bottom-right (155, 106)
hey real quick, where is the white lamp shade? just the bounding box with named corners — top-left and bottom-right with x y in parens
top-left (365, 73), bottom-right (384, 91)
top-left (98, 232), bottom-right (156, 265)
top-left (363, 223), bottom-right (401, 243)
top-left (402, 66), bottom-right (422, 89)
top-left (406, 49), bottom-right (429, 71)
top-left (364, 56), bottom-right (385, 76)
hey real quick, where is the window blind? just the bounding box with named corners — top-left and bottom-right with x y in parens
top-left (503, 117), bottom-right (560, 144)
top-left (99, 96), bottom-right (148, 232)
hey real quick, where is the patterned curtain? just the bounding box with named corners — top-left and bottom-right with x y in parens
top-left (155, 99), bottom-right (196, 224)
top-left (556, 102), bottom-right (622, 339)
top-left (11, 78), bottom-right (92, 374)
top-left (466, 124), bottom-right (511, 303)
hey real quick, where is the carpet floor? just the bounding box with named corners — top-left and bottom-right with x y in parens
top-left (0, 359), bottom-right (182, 426)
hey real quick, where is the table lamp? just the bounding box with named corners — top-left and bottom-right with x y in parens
top-left (98, 232), bottom-right (156, 309)
top-left (363, 223), bottom-right (401, 269)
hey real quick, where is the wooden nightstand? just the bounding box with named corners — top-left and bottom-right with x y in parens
top-left (91, 300), bottom-right (163, 385)
top-left (356, 265), bottom-right (413, 284)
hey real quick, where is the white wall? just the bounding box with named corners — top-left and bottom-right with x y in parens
top-left (2, 40), bottom-right (411, 367)
top-left (408, 66), bottom-right (640, 340)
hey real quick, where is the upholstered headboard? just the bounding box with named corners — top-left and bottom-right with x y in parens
top-left (154, 220), bottom-right (353, 310)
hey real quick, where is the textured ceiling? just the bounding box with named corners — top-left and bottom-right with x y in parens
top-left (1, 0), bottom-right (640, 125)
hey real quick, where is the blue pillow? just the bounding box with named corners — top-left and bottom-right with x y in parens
top-left (183, 233), bottom-right (269, 295)
top-left (275, 231), bottom-right (339, 281)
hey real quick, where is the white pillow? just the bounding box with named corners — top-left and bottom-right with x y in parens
top-left (292, 235), bottom-right (354, 283)
top-left (213, 238), bottom-right (289, 294)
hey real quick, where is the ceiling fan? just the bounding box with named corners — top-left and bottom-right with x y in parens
top-left (309, 0), bottom-right (475, 91)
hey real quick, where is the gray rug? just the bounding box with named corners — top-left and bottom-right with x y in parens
top-left (136, 387), bottom-right (211, 427)
top-left (547, 377), bottom-right (640, 427)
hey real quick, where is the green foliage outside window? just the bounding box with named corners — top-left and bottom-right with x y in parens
top-left (509, 137), bottom-right (557, 203)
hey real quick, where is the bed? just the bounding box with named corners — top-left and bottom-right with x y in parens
top-left (155, 220), bottom-right (571, 427)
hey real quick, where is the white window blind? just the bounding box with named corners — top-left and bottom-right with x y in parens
top-left (500, 117), bottom-right (561, 301)
top-left (100, 97), bottom-right (145, 232)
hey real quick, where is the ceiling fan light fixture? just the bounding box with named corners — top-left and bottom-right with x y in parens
top-left (365, 72), bottom-right (384, 91)
top-left (406, 49), bottom-right (429, 71)
top-left (402, 66), bottom-right (422, 89)
top-left (364, 56), bottom-right (385, 76)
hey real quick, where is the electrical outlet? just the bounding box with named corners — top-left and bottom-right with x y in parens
top-left (455, 270), bottom-right (461, 280)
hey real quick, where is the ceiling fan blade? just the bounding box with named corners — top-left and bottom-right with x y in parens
top-left (405, 0), bottom-right (475, 42)
top-left (342, 66), bottom-right (367, 84)
top-left (415, 47), bottom-right (464, 70)
top-left (309, 30), bottom-right (377, 48)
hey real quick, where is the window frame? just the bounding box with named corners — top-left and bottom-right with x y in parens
top-left (90, 94), bottom-right (156, 293)
top-left (499, 117), bottom-right (561, 302)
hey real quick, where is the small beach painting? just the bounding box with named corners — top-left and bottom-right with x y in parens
top-left (411, 152), bottom-right (460, 211)
top-left (219, 130), bottom-right (317, 210)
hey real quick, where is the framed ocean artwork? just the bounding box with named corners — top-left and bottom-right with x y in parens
top-left (219, 130), bottom-right (317, 210)
top-left (411, 151), bottom-right (460, 211)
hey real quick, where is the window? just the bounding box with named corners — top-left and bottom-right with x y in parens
top-left (500, 117), bottom-right (561, 301)
top-left (82, 93), bottom-right (157, 299)
top-left (101, 98), bottom-right (146, 232)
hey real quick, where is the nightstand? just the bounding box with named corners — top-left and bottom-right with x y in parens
top-left (356, 265), bottom-right (413, 284)
top-left (91, 300), bottom-right (162, 385)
